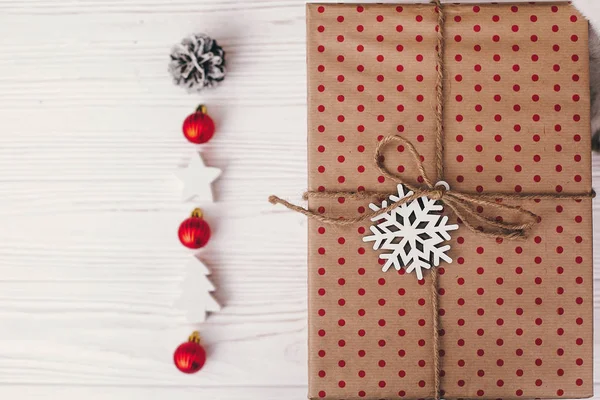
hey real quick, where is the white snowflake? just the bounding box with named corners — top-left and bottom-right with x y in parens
top-left (363, 184), bottom-right (459, 280)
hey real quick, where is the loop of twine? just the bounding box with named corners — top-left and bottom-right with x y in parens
top-left (269, 1), bottom-right (594, 398)
top-left (268, 133), bottom-right (595, 241)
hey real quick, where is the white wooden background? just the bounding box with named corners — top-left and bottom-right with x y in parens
top-left (0, 0), bottom-right (598, 399)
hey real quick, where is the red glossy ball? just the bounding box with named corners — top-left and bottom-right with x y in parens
top-left (178, 217), bottom-right (211, 249)
top-left (183, 111), bottom-right (215, 144)
top-left (174, 341), bottom-right (206, 374)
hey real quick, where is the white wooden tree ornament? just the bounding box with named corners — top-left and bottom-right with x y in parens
top-left (175, 152), bottom-right (221, 202)
top-left (175, 256), bottom-right (221, 322)
top-left (363, 183), bottom-right (459, 280)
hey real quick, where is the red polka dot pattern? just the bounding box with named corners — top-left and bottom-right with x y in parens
top-left (307, 3), bottom-right (592, 399)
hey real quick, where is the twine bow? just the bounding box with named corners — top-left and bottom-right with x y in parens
top-left (269, 134), bottom-right (583, 240)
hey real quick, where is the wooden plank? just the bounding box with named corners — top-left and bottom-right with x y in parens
top-left (0, 386), bottom-right (308, 400)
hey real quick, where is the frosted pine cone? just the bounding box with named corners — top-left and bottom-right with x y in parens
top-left (169, 34), bottom-right (226, 92)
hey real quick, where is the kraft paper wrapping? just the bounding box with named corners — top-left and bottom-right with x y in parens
top-left (306, 3), bottom-right (593, 399)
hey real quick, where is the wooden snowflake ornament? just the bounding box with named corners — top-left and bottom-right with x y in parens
top-left (363, 182), bottom-right (459, 280)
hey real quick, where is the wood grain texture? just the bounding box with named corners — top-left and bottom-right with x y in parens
top-left (0, 0), bottom-right (596, 399)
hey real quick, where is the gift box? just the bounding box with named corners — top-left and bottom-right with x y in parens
top-left (306, 2), bottom-right (593, 399)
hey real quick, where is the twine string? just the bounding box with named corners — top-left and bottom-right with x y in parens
top-left (269, 134), bottom-right (593, 239)
top-left (268, 0), bottom-right (594, 398)
top-left (431, 2), bottom-right (445, 397)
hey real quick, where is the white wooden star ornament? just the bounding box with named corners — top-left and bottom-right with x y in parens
top-left (175, 152), bottom-right (221, 202)
top-left (175, 256), bottom-right (221, 323)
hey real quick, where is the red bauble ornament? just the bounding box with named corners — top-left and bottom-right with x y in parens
top-left (174, 331), bottom-right (206, 374)
top-left (182, 104), bottom-right (215, 144)
top-left (178, 208), bottom-right (211, 249)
